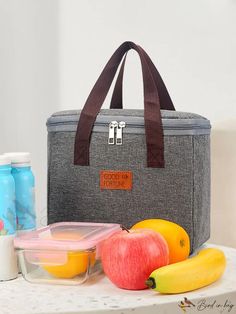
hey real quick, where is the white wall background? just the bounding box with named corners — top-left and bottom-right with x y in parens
top-left (0, 0), bottom-right (60, 226)
top-left (0, 0), bottom-right (235, 247)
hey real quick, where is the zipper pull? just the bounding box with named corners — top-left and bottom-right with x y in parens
top-left (116, 121), bottom-right (126, 145)
top-left (108, 121), bottom-right (118, 145)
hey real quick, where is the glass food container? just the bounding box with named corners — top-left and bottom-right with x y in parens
top-left (14, 222), bottom-right (121, 285)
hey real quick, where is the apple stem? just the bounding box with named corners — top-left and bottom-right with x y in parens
top-left (145, 277), bottom-right (156, 289)
top-left (121, 225), bottom-right (130, 233)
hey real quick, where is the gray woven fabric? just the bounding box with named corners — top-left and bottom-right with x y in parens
top-left (47, 110), bottom-right (211, 252)
top-left (51, 109), bottom-right (208, 120)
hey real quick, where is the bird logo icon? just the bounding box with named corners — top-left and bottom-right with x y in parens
top-left (178, 297), bottom-right (195, 313)
top-left (184, 297), bottom-right (195, 307)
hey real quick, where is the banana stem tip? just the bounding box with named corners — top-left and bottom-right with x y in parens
top-left (145, 277), bottom-right (156, 289)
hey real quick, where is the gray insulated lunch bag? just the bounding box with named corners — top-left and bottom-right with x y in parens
top-left (47, 42), bottom-right (211, 251)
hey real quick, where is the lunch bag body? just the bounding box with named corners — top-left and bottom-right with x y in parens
top-left (47, 42), bottom-right (211, 252)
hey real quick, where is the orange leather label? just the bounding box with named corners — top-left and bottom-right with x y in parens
top-left (100, 171), bottom-right (132, 190)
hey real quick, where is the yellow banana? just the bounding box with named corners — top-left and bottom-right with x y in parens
top-left (145, 248), bottom-right (226, 294)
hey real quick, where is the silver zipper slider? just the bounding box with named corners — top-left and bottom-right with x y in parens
top-left (108, 121), bottom-right (118, 145)
top-left (116, 121), bottom-right (126, 145)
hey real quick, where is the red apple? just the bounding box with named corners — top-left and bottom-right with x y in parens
top-left (101, 229), bottom-right (169, 290)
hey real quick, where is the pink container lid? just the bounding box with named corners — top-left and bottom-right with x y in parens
top-left (14, 222), bottom-right (121, 251)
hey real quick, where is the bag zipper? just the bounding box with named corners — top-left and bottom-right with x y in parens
top-left (47, 116), bottom-right (211, 142)
top-left (116, 121), bottom-right (126, 145)
top-left (108, 121), bottom-right (118, 145)
top-left (47, 118), bottom-right (210, 130)
top-left (108, 121), bottom-right (127, 145)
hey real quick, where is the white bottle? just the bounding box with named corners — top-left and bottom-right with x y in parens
top-left (0, 155), bottom-right (18, 280)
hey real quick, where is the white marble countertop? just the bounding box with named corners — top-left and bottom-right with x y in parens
top-left (0, 244), bottom-right (236, 314)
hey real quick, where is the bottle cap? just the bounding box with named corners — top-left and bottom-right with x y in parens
top-left (0, 155), bottom-right (11, 166)
top-left (4, 152), bottom-right (31, 167)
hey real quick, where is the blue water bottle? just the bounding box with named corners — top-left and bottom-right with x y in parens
top-left (0, 155), bottom-right (18, 280)
top-left (4, 153), bottom-right (36, 233)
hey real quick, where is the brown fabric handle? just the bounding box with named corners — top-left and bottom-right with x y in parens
top-left (110, 47), bottom-right (175, 111)
top-left (74, 41), bottom-right (165, 168)
top-left (110, 53), bottom-right (128, 109)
